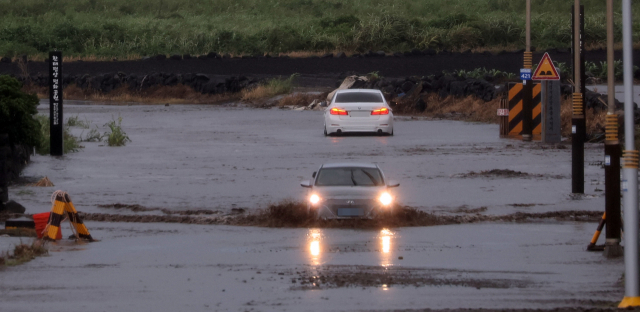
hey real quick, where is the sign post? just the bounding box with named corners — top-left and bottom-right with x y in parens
top-left (571, 3), bottom-right (585, 195)
top-left (619, 0), bottom-right (640, 307)
top-left (532, 52), bottom-right (561, 144)
top-left (521, 0), bottom-right (533, 142)
top-left (603, 0), bottom-right (622, 259)
top-left (49, 51), bottom-right (63, 156)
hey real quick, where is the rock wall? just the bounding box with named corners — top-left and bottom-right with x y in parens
top-left (14, 72), bottom-right (261, 95)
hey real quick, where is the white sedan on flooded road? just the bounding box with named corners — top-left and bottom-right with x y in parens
top-left (324, 89), bottom-right (394, 136)
top-left (300, 163), bottom-right (400, 219)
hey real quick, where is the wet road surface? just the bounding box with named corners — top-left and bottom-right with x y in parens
top-left (11, 101), bottom-right (605, 216)
top-left (1, 101), bottom-right (621, 311)
top-left (0, 222), bottom-right (623, 311)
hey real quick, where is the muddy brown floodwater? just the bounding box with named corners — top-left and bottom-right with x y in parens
top-left (0, 101), bottom-right (625, 311)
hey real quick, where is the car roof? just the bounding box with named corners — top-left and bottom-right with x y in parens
top-left (321, 163), bottom-right (379, 169)
top-left (334, 89), bottom-right (382, 94)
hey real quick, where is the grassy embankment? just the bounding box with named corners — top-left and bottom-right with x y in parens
top-left (0, 0), bottom-right (639, 60)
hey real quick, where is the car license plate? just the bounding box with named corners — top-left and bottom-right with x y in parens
top-left (349, 111), bottom-right (370, 117)
top-left (337, 208), bottom-right (364, 216)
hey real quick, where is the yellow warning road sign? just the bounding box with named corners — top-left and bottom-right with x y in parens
top-left (532, 52), bottom-right (560, 80)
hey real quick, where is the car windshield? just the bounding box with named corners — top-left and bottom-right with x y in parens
top-left (335, 93), bottom-right (383, 103)
top-left (315, 167), bottom-right (384, 186)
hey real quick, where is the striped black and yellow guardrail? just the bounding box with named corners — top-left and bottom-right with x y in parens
top-left (44, 191), bottom-right (94, 241)
top-left (507, 83), bottom-right (542, 136)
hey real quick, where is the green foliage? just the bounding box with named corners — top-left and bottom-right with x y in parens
top-left (0, 0), bottom-right (637, 58)
top-left (266, 74), bottom-right (298, 95)
top-left (34, 115), bottom-right (82, 155)
top-left (103, 116), bottom-right (131, 146)
top-left (0, 75), bottom-right (41, 147)
top-left (553, 61), bottom-right (570, 78)
top-left (66, 115), bottom-right (90, 128)
top-left (585, 60), bottom-right (624, 81)
top-left (81, 127), bottom-right (103, 142)
top-left (451, 67), bottom-right (514, 80)
top-left (367, 71), bottom-right (382, 80)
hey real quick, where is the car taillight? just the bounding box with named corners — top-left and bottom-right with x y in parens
top-left (371, 107), bottom-right (389, 115)
top-left (330, 108), bottom-right (348, 115)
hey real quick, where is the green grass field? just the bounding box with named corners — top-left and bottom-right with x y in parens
top-left (0, 0), bottom-right (638, 59)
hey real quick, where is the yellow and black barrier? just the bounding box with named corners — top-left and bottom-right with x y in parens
top-left (44, 191), bottom-right (94, 241)
top-left (507, 83), bottom-right (542, 137)
top-left (586, 212), bottom-right (606, 251)
top-left (586, 212), bottom-right (624, 252)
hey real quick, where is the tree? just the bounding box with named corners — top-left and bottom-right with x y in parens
top-left (0, 75), bottom-right (41, 147)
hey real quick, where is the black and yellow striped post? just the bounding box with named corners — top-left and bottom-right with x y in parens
top-left (507, 83), bottom-right (542, 138)
top-left (44, 193), bottom-right (66, 241)
top-left (572, 93), bottom-right (585, 194)
top-left (521, 51), bottom-right (533, 142)
top-left (571, 4), bottom-right (585, 195)
top-left (63, 193), bottom-right (94, 241)
top-left (604, 114), bottom-right (622, 257)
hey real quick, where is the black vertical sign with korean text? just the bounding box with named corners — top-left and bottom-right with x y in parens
top-left (49, 51), bottom-right (63, 156)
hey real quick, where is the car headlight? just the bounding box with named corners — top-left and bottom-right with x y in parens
top-left (379, 192), bottom-right (393, 206)
top-left (310, 194), bottom-right (320, 205)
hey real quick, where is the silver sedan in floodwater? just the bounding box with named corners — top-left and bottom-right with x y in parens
top-left (300, 163), bottom-right (400, 219)
top-left (324, 89), bottom-right (394, 136)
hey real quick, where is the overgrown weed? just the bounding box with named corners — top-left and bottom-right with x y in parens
top-left (66, 115), bottom-right (91, 128)
top-left (0, 240), bottom-right (48, 266)
top-left (103, 116), bottom-right (131, 146)
top-left (241, 74), bottom-right (298, 101)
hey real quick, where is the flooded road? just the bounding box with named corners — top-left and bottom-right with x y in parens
top-left (1, 102), bottom-right (621, 311)
top-left (0, 222), bottom-right (623, 311)
top-left (11, 101), bottom-right (605, 216)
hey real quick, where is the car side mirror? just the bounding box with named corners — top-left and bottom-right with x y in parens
top-left (386, 180), bottom-right (400, 188)
top-left (312, 171), bottom-right (317, 178)
top-left (301, 180), bottom-right (312, 188)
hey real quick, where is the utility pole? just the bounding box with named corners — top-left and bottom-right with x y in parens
top-left (521, 0), bottom-right (533, 142)
top-left (619, 0), bottom-right (640, 308)
top-left (603, 0), bottom-right (622, 258)
top-left (571, 1), bottom-right (584, 194)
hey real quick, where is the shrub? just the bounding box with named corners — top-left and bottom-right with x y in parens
top-left (241, 74), bottom-right (298, 101)
top-left (34, 115), bottom-right (82, 155)
top-left (103, 116), bottom-right (131, 146)
top-left (66, 115), bottom-right (91, 128)
top-left (0, 75), bottom-right (41, 147)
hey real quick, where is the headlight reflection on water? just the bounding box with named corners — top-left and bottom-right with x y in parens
top-left (379, 228), bottom-right (395, 267)
top-left (310, 240), bottom-right (320, 256)
top-left (382, 235), bottom-right (391, 253)
top-left (308, 229), bottom-right (322, 265)
top-left (380, 228), bottom-right (393, 254)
